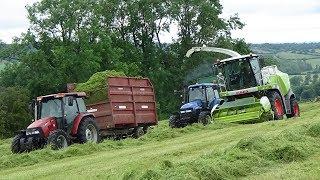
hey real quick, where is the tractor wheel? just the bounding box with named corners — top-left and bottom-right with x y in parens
top-left (11, 133), bottom-right (24, 153)
top-left (133, 127), bottom-right (144, 138)
top-left (198, 112), bottom-right (212, 125)
top-left (287, 98), bottom-right (300, 118)
top-left (169, 115), bottom-right (179, 128)
top-left (143, 126), bottom-right (149, 134)
top-left (77, 117), bottom-right (100, 143)
top-left (47, 129), bottom-right (70, 150)
top-left (268, 91), bottom-right (285, 120)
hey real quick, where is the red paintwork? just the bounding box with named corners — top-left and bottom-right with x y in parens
top-left (71, 113), bottom-right (94, 135)
top-left (27, 117), bottom-right (57, 138)
top-left (274, 98), bottom-right (284, 116)
top-left (86, 77), bottom-right (158, 131)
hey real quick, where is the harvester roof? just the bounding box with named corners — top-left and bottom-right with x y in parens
top-left (36, 92), bottom-right (86, 101)
top-left (216, 54), bottom-right (258, 65)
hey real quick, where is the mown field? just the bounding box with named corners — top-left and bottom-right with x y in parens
top-left (1, 102), bottom-right (320, 179)
top-left (275, 51), bottom-right (320, 67)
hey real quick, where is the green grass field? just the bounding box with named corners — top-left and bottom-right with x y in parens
top-left (1, 102), bottom-right (320, 179)
top-left (275, 51), bottom-right (320, 68)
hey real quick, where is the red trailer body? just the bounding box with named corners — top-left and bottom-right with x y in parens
top-left (86, 77), bottom-right (158, 136)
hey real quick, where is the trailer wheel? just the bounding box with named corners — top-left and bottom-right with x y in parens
top-left (198, 112), bottom-right (212, 125)
top-left (287, 98), bottom-right (300, 118)
top-left (47, 130), bottom-right (70, 150)
top-left (11, 133), bottom-right (24, 153)
top-left (169, 115), bottom-right (179, 128)
top-left (268, 91), bottom-right (285, 120)
top-left (143, 126), bottom-right (149, 134)
top-left (133, 127), bottom-right (144, 138)
top-left (77, 117), bottom-right (100, 143)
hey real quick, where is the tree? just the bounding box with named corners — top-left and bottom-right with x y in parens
top-left (0, 86), bottom-right (31, 138)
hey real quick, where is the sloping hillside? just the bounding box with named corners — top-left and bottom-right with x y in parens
top-left (0, 102), bottom-right (320, 179)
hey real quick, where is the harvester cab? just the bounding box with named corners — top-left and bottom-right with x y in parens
top-left (11, 92), bottom-right (100, 153)
top-left (186, 47), bottom-right (300, 123)
top-left (169, 83), bottom-right (222, 128)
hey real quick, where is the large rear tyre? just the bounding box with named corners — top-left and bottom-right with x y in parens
top-left (198, 111), bottom-right (212, 125)
top-left (169, 115), bottom-right (180, 128)
top-left (47, 130), bottom-right (70, 150)
top-left (77, 117), bottom-right (100, 143)
top-left (11, 133), bottom-right (24, 153)
top-left (268, 91), bottom-right (285, 120)
top-left (287, 98), bottom-right (300, 118)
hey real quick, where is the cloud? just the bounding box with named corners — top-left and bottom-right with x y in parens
top-left (221, 0), bottom-right (320, 43)
top-left (0, 0), bottom-right (37, 43)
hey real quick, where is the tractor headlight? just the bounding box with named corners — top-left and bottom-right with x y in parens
top-left (26, 129), bottom-right (40, 136)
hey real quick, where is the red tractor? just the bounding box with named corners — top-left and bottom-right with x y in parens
top-left (11, 92), bottom-right (100, 153)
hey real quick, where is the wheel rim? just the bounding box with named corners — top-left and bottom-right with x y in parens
top-left (56, 135), bottom-right (68, 148)
top-left (85, 124), bottom-right (97, 142)
top-left (274, 98), bottom-right (284, 116)
top-left (293, 103), bottom-right (300, 117)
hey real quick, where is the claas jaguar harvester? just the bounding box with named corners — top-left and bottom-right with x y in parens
top-left (11, 76), bottom-right (157, 153)
top-left (186, 47), bottom-right (300, 123)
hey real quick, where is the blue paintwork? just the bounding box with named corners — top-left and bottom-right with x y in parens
top-left (180, 99), bottom-right (203, 110)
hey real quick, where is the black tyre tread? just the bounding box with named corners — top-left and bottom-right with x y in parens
top-left (268, 91), bottom-right (284, 120)
top-left (47, 129), bottom-right (70, 150)
top-left (133, 127), bottom-right (144, 138)
top-left (287, 98), bottom-right (300, 118)
top-left (11, 134), bottom-right (24, 153)
top-left (169, 115), bottom-right (179, 128)
top-left (198, 111), bottom-right (211, 125)
top-left (77, 117), bottom-right (100, 143)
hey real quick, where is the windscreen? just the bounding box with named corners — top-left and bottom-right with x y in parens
top-left (188, 87), bottom-right (206, 102)
top-left (40, 99), bottom-right (63, 119)
top-left (221, 59), bottom-right (257, 91)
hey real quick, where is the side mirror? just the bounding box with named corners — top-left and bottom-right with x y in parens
top-left (68, 97), bottom-right (74, 106)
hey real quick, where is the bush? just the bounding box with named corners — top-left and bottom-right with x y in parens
top-left (0, 86), bottom-right (31, 138)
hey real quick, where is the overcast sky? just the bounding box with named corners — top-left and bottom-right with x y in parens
top-left (0, 0), bottom-right (320, 44)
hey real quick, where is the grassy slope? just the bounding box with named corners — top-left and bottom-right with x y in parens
top-left (275, 52), bottom-right (320, 68)
top-left (1, 102), bottom-right (320, 179)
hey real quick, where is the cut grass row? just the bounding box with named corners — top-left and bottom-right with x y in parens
top-left (0, 102), bottom-right (320, 179)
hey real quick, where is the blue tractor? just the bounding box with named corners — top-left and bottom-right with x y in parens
top-left (169, 83), bottom-right (222, 128)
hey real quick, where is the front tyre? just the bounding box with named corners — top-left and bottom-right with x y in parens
top-left (268, 91), bottom-right (285, 120)
top-left (47, 130), bottom-right (70, 150)
top-left (287, 98), bottom-right (300, 118)
top-left (169, 115), bottom-right (179, 128)
top-left (198, 111), bottom-right (212, 125)
top-left (11, 133), bottom-right (24, 153)
top-left (77, 117), bottom-right (100, 143)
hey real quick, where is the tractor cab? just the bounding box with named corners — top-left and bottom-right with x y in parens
top-left (169, 83), bottom-right (222, 128)
top-left (33, 92), bottom-right (87, 133)
top-left (215, 54), bottom-right (263, 92)
top-left (183, 83), bottom-right (220, 111)
top-left (11, 92), bottom-right (100, 153)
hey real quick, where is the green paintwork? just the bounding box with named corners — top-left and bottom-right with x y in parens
top-left (268, 73), bottom-right (290, 96)
top-left (214, 66), bottom-right (292, 123)
top-left (214, 97), bottom-right (273, 123)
